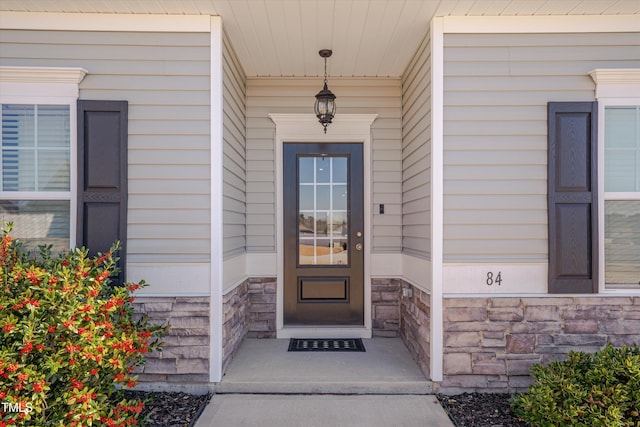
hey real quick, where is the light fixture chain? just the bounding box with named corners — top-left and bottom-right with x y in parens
top-left (324, 56), bottom-right (328, 83)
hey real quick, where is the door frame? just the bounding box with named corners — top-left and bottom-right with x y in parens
top-left (269, 114), bottom-right (377, 338)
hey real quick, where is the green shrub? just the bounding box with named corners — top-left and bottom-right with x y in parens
top-left (511, 343), bottom-right (640, 427)
top-left (0, 226), bottom-right (167, 426)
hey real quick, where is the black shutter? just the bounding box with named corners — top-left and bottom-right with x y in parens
top-left (77, 100), bottom-right (128, 283)
top-left (547, 102), bottom-right (598, 293)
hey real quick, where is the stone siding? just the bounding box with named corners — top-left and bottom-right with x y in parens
top-left (222, 280), bottom-right (250, 373)
top-left (371, 278), bottom-right (402, 337)
top-left (248, 277), bottom-right (277, 338)
top-left (133, 297), bottom-right (209, 383)
top-left (440, 296), bottom-right (640, 394)
top-left (400, 282), bottom-right (431, 380)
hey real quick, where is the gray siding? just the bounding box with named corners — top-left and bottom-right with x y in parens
top-left (0, 29), bottom-right (211, 263)
top-left (222, 31), bottom-right (247, 259)
top-left (402, 32), bottom-right (432, 260)
top-left (246, 78), bottom-right (402, 253)
top-left (443, 32), bottom-right (640, 262)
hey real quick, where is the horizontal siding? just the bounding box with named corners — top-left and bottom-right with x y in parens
top-left (0, 29), bottom-right (211, 263)
top-left (401, 32), bottom-right (431, 259)
top-left (443, 32), bottom-right (640, 262)
top-left (223, 30), bottom-right (247, 259)
top-left (245, 77), bottom-right (402, 253)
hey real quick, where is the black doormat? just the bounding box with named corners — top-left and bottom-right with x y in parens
top-left (288, 338), bottom-right (366, 352)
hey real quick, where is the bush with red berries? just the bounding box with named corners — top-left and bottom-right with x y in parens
top-left (0, 225), bottom-right (167, 426)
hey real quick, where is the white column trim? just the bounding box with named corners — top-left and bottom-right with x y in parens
top-left (209, 16), bottom-right (224, 383)
top-left (430, 17), bottom-right (445, 383)
top-left (268, 113), bottom-right (377, 337)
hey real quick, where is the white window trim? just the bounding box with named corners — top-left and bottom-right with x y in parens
top-left (0, 66), bottom-right (87, 249)
top-left (590, 69), bottom-right (640, 294)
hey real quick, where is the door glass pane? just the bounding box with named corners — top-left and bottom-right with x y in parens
top-left (316, 185), bottom-right (330, 210)
top-left (299, 157), bottom-right (314, 183)
top-left (298, 156), bottom-right (349, 265)
top-left (333, 158), bottom-right (347, 183)
top-left (333, 184), bottom-right (347, 210)
top-left (299, 186), bottom-right (314, 211)
top-left (605, 201), bottom-right (640, 288)
top-left (316, 157), bottom-right (330, 183)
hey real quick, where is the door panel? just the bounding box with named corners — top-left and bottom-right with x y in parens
top-left (284, 143), bottom-right (364, 325)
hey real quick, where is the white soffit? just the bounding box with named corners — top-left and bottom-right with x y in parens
top-left (0, 0), bottom-right (638, 78)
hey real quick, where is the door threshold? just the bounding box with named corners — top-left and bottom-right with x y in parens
top-left (277, 326), bottom-right (371, 339)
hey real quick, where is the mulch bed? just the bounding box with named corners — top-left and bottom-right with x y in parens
top-left (123, 391), bottom-right (211, 427)
top-left (437, 393), bottom-right (529, 427)
top-left (123, 391), bottom-right (529, 427)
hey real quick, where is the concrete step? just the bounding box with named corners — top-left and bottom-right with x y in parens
top-left (194, 394), bottom-right (455, 427)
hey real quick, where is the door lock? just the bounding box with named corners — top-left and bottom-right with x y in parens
top-left (356, 231), bottom-right (362, 237)
top-left (355, 243), bottom-right (363, 251)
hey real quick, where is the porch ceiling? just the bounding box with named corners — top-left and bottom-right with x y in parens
top-left (1, 0), bottom-right (639, 78)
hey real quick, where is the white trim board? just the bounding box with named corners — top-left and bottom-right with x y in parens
top-left (443, 15), bottom-right (640, 34)
top-left (402, 254), bottom-right (432, 293)
top-left (444, 263), bottom-right (548, 294)
top-left (0, 11), bottom-right (211, 32)
top-left (223, 253), bottom-right (247, 293)
top-left (128, 263), bottom-right (211, 296)
top-left (370, 253), bottom-right (403, 277)
top-left (268, 113), bottom-right (377, 338)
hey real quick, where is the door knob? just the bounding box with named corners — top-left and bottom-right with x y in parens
top-left (355, 243), bottom-right (363, 251)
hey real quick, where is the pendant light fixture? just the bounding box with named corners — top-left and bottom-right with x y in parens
top-left (314, 49), bottom-right (336, 133)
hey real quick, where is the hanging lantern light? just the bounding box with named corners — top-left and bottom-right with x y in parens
top-left (314, 49), bottom-right (336, 133)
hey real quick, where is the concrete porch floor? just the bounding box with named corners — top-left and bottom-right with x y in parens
top-left (215, 337), bottom-right (432, 395)
top-left (194, 338), bottom-right (454, 427)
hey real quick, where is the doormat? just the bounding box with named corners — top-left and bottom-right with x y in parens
top-left (288, 338), bottom-right (365, 352)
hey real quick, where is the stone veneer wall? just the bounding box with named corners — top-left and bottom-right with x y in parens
top-left (132, 278), bottom-right (278, 384)
top-left (222, 277), bottom-right (277, 372)
top-left (133, 297), bottom-right (209, 383)
top-left (371, 278), bottom-right (402, 337)
top-left (440, 296), bottom-right (640, 394)
top-left (247, 277), bottom-right (277, 338)
top-left (222, 280), bottom-right (249, 373)
top-left (399, 282), bottom-right (431, 380)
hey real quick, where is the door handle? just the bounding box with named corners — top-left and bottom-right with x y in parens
top-left (355, 243), bottom-right (363, 251)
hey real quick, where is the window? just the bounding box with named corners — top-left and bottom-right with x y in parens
top-left (591, 69), bottom-right (640, 292)
top-left (1, 104), bottom-right (72, 253)
top-left (0, 66), bottom-right (86, 253)
top-left (603, 106), bottom-right (640, 289)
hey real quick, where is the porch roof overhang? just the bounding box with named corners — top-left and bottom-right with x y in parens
top-left (1, 0), bottom-right (638, 79)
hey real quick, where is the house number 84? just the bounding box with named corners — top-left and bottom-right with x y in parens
top-left (486, 272), bottom-right (502, 286)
